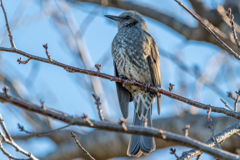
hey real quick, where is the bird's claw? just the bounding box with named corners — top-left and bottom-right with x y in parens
top-left (142, 82), bottom-right (151, 91)
top-left (119, 74), bottom-right (128, 80)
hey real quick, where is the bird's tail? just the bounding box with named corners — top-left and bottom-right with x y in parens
top-left (127, 93), bottom-right (156, 157)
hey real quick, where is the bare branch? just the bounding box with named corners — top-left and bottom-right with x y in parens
top-left (17, 57), bottom-right (31, 64)
top-left (169, 83), bottom-right (175, 92)
top-left (174, 0), bottom-right (240, 60)
top-left (220, 98), bottom-right (233, 111)
top-left (0, 121), bottom-right (38, 160)
top-left (207, 108), bottom-right (221, 149)
top-left (0, 93), bottom-right (239, 160)
top-left (42, 43), bottom-right (53, 62)
top-left (226, 8), bottom-right (240, 48)
top-left (182, 124), bottom-right (190, 137)
top-left (18, 123), bottom-right (70, 137)
top-left (0, 48), bottom-right (239, 119)
top-left (235, 90), bottom-right (240, 112)
top-left (82, 114), bottom-right (93, 126)
top-left (0, 0), bottom-right (16, 49)
top-left (94, 64), bottom-right (102, 72)
top-left (0, 140), bottom-right (27, 160)
top-left (71, 132), bottom-right (95, 160)
top-left (228, 92), bottom-right (239, 101)
top-left (180, 120), bottom-right (240, 160)
top-left (2, 86), bottom-right (9, 98)
top-left (119, 118), bottom-right (127, 131)
top-left (0, 114), bottom-right (12, 141)
top-left (170, 148), bottom-right (180, 160)
top-left (92, 94), bottom-right (104, 121)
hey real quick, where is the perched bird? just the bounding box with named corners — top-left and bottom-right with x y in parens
top-left (105, 11), bottom-right (161, 157)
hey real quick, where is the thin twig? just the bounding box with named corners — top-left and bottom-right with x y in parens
top-left (207, 108), bottom-right (221, 149)
top-left (182, 124), bottom-right (190, 137)
top-left (18, 123), bottom-right (70, 137)
top-left (174, 0), bottom-right (240, 60)
top-left (17, 57), bottom-right (31, 64)
top-left (220, 98), bottom-right (233, 111)
top-left (0, 140), bottom-right (26, 160)
top-left (42, 43), bottom-right (53, 62)
top-left (2, 86), bottom-right (9, 98)
top-left (170, 148), bottom-right (180, 160)
top-left (119, 118), bottom-right (127, 131)
top-left (71, 132), bottom-right (95, 160)
top-left (0, 114), bottom-right (12, 141)
top-left (92, 94), bottom-right (104, 121)
top-left (0, 48), bottom-right (240, 119)
top-left (94, 64), bottom-right (102, 72)
top-left (82, 114), bottom-right (94, 126)
top-left (0, 0), bottom-right (16, 49)
top-left (180, 120), bottom-right (240, 160)
top-left (196, 154), bottom-right (202, 160)
top-left (169, 83), bottom-right (175, 92)
top-left (0, 93), bottom-right (239, 160)
top-left (0, 129), bottom-right (38, 160)
top-left (235, 90), bottom-right (240, 112)
top-left (226, 8), bottom-right (240, 48)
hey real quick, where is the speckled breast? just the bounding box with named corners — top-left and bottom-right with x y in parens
top-left (112, 27), bottom-right (152, 93)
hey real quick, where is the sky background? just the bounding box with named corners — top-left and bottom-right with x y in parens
top-left (0, 0), bottom-right (237, 159)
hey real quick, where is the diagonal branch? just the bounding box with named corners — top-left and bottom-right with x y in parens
top-left (0, 93), bottom-right (239, 160)
top-left (0, 0), bottom-right (16, 49)
top-left (71, 132), bottom-right (95, 160)
top-left (0, 114), bottom-right (12, 141)
top-left (174, 0), bottom-right (240, 60)
top-left (0, 140), bottom-right (28, 160)
top-left (0, 114), bottom-right (39, 160)
top-left (180, 120), bottom-right (240, 160)
top-left (0, 47), bottom-right (240, 119)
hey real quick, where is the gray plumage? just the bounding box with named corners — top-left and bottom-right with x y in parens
top-left (105, 11), bottom-right (161, 157)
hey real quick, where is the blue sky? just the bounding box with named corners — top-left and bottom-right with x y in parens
top-left (0, 0), bottom-right (237, 159)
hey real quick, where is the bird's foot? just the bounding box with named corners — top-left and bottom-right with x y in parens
top-left (120, 74), bottom-right (129, 87)
top-left (119, 74), bottom-right (128, 80)
top-left (142, 82), bottom-right (151, 91)
top-left (129, 74), bottom-right (136, 84)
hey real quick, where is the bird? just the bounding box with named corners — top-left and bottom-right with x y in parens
top-left (105, 11), bottom-right (161, 157)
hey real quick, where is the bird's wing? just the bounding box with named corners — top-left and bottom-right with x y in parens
top-left (114, 62), bottom-right (132, 119)
top-left (146, 35), bottom-right (161, 115)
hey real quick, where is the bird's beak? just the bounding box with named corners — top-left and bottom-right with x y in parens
top-left (104, 15), bottom-right (121, 21)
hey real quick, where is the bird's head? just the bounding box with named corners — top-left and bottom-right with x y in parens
top-left (105, 11), bottom-right (148, 31)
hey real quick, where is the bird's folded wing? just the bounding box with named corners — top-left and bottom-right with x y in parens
top-left (147, 38), bottom-right (161, 115)
top-left (114, 62), bottom-right (132, 119)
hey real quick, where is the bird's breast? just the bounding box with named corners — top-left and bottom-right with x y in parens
top-left (112, 29), bottom-right (152, 90)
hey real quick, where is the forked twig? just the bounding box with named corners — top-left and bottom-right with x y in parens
top-left (174, 0), bottom-right (240, 60)
top-left (71, 132), bottom-right (95, 160)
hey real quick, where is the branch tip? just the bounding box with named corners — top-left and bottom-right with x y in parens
top-left (43, 43), bottom-right (53, 62)
top-left (71, 132), bottom-right (95, 160)
top-left (2, 86), bottom-right (9, 98)
top-left (119, 118), bottom-right (127, 131)
top-left (82, 114), bottom-right (93, 126)
top-left (169, 83), bottom-right (175, 92)
top-left (95, 64), bottom-right (102, 72)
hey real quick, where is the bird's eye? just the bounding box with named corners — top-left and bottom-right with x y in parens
top-left (126, 16), bottom-right (131, 20)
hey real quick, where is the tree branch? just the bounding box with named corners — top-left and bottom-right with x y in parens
top-left (35, 114), bottom-right (239, 159)
top-left (71, 132), bottom-right (95, 160)
top-left (0, 114), bottom-right (38, 160)
top-left (0, 0), bottom-right (16, 49)
top-left (180, 120), bottom-right (240, 160)
top-left (0, 93), bottom-right (239, 160)
top-left (0, 47), bottom-right (239, 119)
top-left (174, 0), bottom-right (240, 60)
